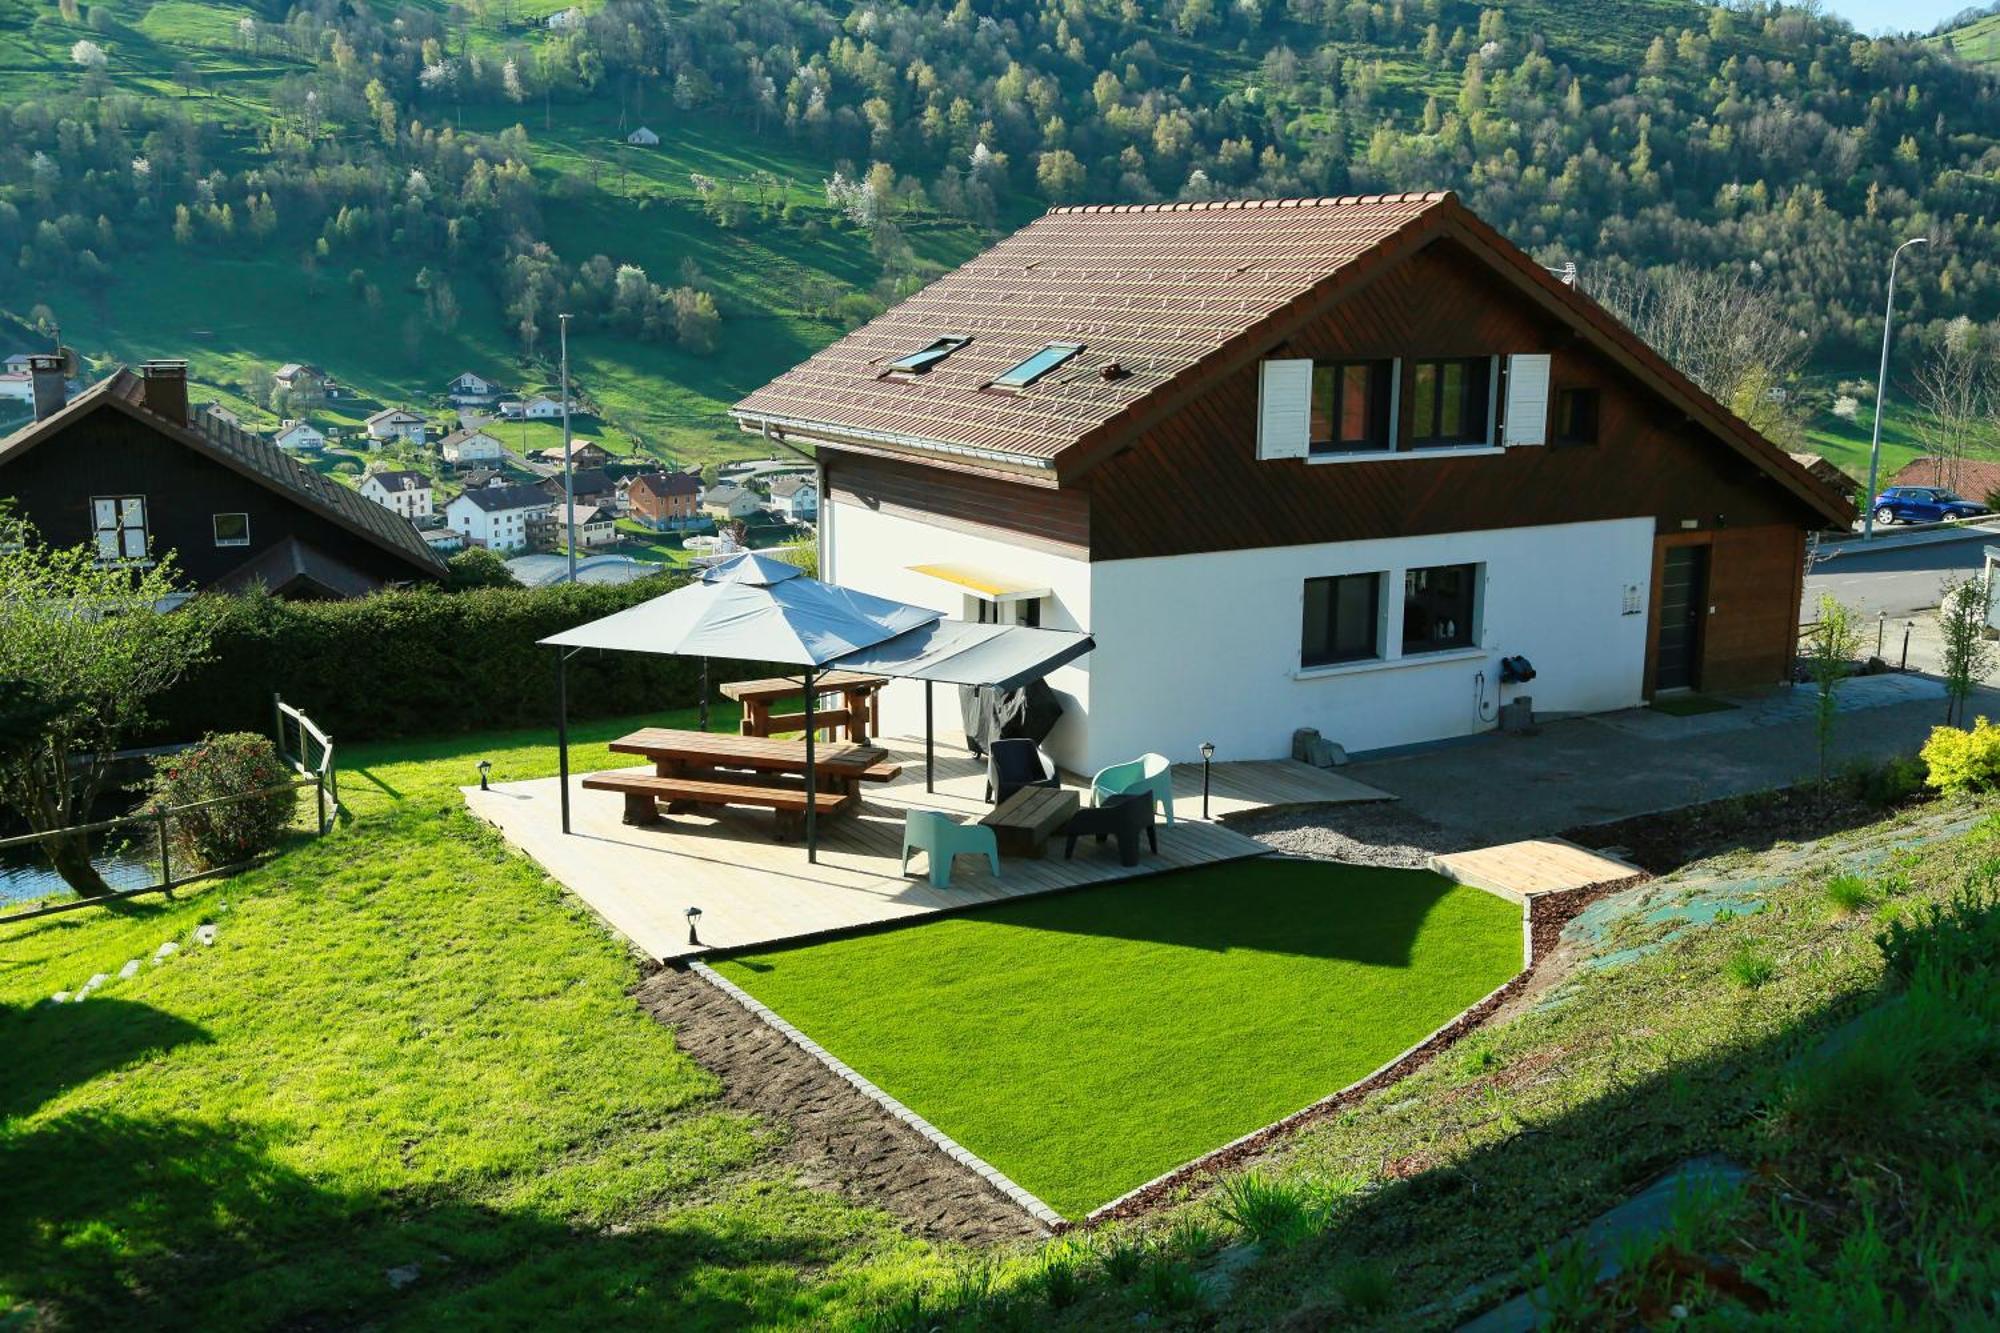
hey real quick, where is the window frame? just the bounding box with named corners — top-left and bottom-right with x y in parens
top-left (990, 342), bottom-right (1083, 390)
top-left (1308, 358), bottom-right (1397, 455)
top-left (90, 494), bottom-right (149, 564)
top-left (1553, 386), bottom-right (1601, 447)
top-left (1301, 572), bottom-right (1385, 668)
top-left (1401, 562), bottom-right (1482, 657)
top-left (212, 512), bottom-right (251, 547)
top-left (1407, 357), bottom-right (1495, 449)
top-left (883, 336), bottom-right (971, 376)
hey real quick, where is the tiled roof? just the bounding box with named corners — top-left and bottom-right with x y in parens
top-left (454, 482), bottom-right (554, 513)
top-left (629, 470), bottom-right (700, 498)
top-left (732, 193), bottom-right (1452, 468)
top-left (767, 474), bottom-right (814, 497)
top-left (1887, 457), bottom-right (2000, 499)
top-left (365, 469), bottom-right (430, 493)
top-left (0, 370), bottom-right (444, 577)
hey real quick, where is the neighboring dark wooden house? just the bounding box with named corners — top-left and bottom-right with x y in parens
top-left (0, 358), bottom-right (446, 597)
top-left (732, 192), bottom-right (1853, 768)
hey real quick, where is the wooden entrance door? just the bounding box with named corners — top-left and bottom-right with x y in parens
top-left (1655, 544), bottom-right (1709, 691)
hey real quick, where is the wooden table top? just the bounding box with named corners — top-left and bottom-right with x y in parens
top-left (717, 671), bottom-right (890, 704)
top-left (980, 785), bottom-right (1079, 831)
top-left (609, 727), bottom-right (887, 775)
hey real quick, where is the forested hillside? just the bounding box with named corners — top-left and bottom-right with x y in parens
top-left (2, 0), bottom-right (1998, 465)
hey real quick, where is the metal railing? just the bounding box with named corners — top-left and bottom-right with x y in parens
top-left (274, 693), bottom-right (338, 831)
top-left (0, 776), bottom-right (331, 924)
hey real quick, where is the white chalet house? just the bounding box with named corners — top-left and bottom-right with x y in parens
top-left (359, 469), bottom-right (434, 519)
top-left (364, 407), bottom-right (428, 446)
top-left (272, 419), bottom-right (326, 452)
top-left (439, 427), bottom-right (505, 466)
top-left (499, 394), bottom-right (565, 420)
top-left (444, 482), bottom-right (553, 553)
top-left (626, 126), bottom-right (660, 147)
top-left (766, 474), bottom-right (819, 523)
top-left (730, 193), bottom-right (1850, 774)
top-left (446, 371), bottom-right (501, 403)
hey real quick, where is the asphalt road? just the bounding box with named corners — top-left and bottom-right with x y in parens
top-left (1804, 528), bottom-right (1997, 619)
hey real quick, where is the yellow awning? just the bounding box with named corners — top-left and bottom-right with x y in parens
top-left (907, 562), bottom-right (1050, 602)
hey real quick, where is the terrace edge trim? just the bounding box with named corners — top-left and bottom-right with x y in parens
top-left (689, 960), bottom-right (1067, 1229)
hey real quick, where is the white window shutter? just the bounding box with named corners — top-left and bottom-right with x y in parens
top-left (1257, 359), bottom-right (1313, 461)
top-left (1503, 354), bottom-right (1551, 446)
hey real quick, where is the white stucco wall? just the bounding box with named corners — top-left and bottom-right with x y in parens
top-left (824, 497), bottom-right (1095, 770)
top-left (1082, 518), bottom-right (1656, 768)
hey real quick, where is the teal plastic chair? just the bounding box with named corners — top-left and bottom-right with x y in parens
top-left (900, 810), bottom-right (1001, 888)
top-left (1090, 752), bottom-right (1175, 825)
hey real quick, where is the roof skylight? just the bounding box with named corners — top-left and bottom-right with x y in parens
top-left (883, 336), bottom-right (970, 375)
top-left (991, 343), bottom-right (1083, 390)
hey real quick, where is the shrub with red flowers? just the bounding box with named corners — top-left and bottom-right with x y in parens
top-left (147, 732), bottom-right (298, 871)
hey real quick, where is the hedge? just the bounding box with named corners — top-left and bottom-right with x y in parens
top-left (150, 581), bottom-right (774, 744)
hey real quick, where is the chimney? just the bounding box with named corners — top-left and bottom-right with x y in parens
top-left (139, 359), bottom-right (190, 427)
top-left (28, 353), bottom-right (67, 421)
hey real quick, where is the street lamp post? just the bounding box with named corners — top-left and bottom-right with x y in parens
top-left (1864, 236), bottom-right (1928, 540)
top-left (559, 312), bottom-right (577, 579)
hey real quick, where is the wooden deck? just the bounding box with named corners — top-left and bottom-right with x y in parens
top-left (1431, 838), bottom-right (1642, 903)
top-left (463, 737), bottom-right (1393, 961)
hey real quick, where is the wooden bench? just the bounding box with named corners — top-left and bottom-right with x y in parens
top-left (582, 771), bottom-right (856, 837)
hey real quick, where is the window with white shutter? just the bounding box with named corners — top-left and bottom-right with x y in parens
top-left (1256, 359), bottom-right (1313, 461)
top-left (1502, 353), bottom-right (1552, 447)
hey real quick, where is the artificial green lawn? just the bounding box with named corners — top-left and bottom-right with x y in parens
top-left (713, 860), bottom-right (1523, 1218)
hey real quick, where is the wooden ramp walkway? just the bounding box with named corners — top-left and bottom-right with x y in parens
top-left (1431, 838), bottom-right (1642, 903)
top-left (464, 737), bottom-right (1393, 961)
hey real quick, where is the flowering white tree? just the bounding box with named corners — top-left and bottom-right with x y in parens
top-left (502, 56), bottom-right (525, 103)
top-left (71, 39), bottom-right (107, 68)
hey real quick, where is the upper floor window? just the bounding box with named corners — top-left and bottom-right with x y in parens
top-left (991, 343), bottom-right (1082, 390)
top-left (1554, 387), bottom-right (1600, 446)
top-left (213, 513), bottom-right (250, 547)
top-left (1310, 360), bottom-right (1395, 454)
top-left (92, 496), bottom-right (147, 562)
top-left (1409, 358), bottom-right (1493, 448)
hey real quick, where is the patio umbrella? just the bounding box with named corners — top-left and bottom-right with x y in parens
top-left (541, 552), bottom-right (940, 860)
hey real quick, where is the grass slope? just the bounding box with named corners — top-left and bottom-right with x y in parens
top-left (1934, 12), bottom-right (2000, 66)
top-left (0, 702), bottom-right (959, 1328)
top-left (713, 861), bottom-right (1521, 1218)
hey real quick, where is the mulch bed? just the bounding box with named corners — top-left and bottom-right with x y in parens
top-left (631, 964), bottom-right (1046, 1246)
top-left (1560, 784), bottom-right (1914, 875)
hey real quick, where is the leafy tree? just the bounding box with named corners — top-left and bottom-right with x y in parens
top-left (1937, 575), bottom-right (1995, 727)
top-left (1806, 593), bottom-right (1861, 789)
top-left (445, 545), bottom-right (519, 590)
top-left (0, 507), bottom-right (216, 896)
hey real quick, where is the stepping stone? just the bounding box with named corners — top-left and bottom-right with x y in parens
top-left (119, 960), bottom-right (141, 980)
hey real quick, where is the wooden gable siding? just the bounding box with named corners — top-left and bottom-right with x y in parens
top-left (824, 451), bottom-right (1089, 557)
top-left (1082, 238), bottom-right (1817, 563)
top-left (3, 408), bottom-right (426, 589)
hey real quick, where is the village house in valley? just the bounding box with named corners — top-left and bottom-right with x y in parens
top-left (732, 193), bottom-right (1851, 772)
top-left (439, 426), bottom-right (505, 466)
top-left (273, 362), bottom-right (332, 398)
top-left (556, 500), bottom-right (618, 548)
top-left (701, 481), bottom-right (762, 523)
top-left (446, 370), bottom-right (502, 404)
top-left (535, 439), bottom-right (610, 470)
top-left (359, 468), bottom-right (434, 519)
top-left (0, 358), bottom-right (445, 597)
top-left (499, 393), bottom-right (565, 421)
top-left (364, 406), bottom-right (428, 446)
top-left (272, 419), bottom-right (327, 453)
top-left (444, 481), bottom-right (554, 553)
top-left (765, 473), bottom-right (819, 523)
top-left (539, 467), bottom-right (614, 510)
top-left (625, 470), bottom-right (702, 529)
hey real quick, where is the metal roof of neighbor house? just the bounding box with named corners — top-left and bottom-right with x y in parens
top-left (731, 192), bottom-right (1851, 527)
top-left (365, 469), bottom-right (430, 493)
top-left (0, 370), bottom-right (445, 578)
top-left (453, 482), bottom-right (554, 513)
top-left (629, 470), bottom-right (701, 498)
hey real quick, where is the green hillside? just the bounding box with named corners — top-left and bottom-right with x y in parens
top-left (2, 0), bottom-right (1998, 471)
top-left (1934, 10), bottom-right (2000, 65)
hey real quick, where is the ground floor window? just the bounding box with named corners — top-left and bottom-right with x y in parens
top-left (1302, 572), bottom-right (1382, 667)
top-left (1403, 563), bottom-right (1479, 654)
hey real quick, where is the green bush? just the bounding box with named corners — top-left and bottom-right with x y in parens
top-left (149, 582), bottom-right (772, 743)
top-left (1920, 718), bottom-right (2000, 797)
top-left (147, 732), bottom-right (296, 870)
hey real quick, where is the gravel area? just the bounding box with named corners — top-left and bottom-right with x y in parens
top-left (1231, 798), bottom-right (1478, 867)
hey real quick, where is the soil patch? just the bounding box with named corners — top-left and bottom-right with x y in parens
top-left (632, 965), bottom-right (1045, 1246)
top-left (1560, 784), bottom-right (1917, 875)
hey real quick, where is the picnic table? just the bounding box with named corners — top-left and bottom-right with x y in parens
top-left (583, 727), bottom-right (901, 838)
top-left (719, 671), bottom-right (890, 743)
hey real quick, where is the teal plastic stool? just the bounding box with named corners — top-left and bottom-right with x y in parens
top-left (1090, 752), bottom-right (1176, 825)
top-left (900, 810), bottom-right (1001, 888)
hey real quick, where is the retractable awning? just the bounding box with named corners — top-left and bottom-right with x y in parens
top-left (834, 620), bottom-right (1092, 691)
top-left (907, 562), bottom-right (1051, 604)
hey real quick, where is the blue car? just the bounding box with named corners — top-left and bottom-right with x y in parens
top-left (1870, 486), bottom-right (1992, 527)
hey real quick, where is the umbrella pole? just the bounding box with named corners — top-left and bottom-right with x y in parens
top-left (699, 657), bottom-right (709, 733)
top-left (804, 666), bottom-right (818, 863)
top-left (556, 646), bottom-right (571, 836)
top-left (925, 681), bottom-right (934, 793)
